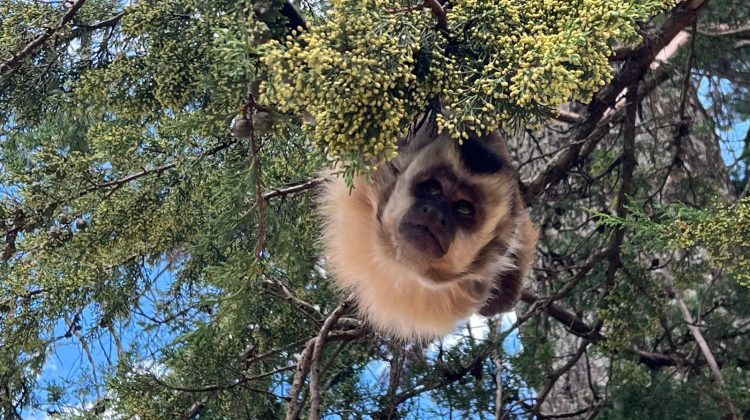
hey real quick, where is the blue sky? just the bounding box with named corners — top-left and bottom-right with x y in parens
top-left (699, 77), bottom-right (749, 172)
top-left (24, 264), bottom-right (182, 419)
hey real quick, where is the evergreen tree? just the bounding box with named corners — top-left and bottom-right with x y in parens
top-left (0, 0), bottom-right (748, 418)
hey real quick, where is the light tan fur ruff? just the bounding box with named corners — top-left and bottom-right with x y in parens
top-left (320, 176), bottom-right (495, 339)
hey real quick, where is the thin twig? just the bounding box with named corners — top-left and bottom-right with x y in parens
top-left (263, 178), bottom-right (324, 201)
top-left (678, 21), bottom-right (698, 120)
top-left (79, 162), bottom-right (176, 196)
top-left (696, 23), bottom-right (750, 37)
top-left (262, 279), bottom-right (325, 322)
top-left (531, 339), bottom-right (590, 415)
top-left (423, 0), bottom-right (448, 32)
top-left (250, 104), bottom-right (266, 258)
top-left (321, 340), bottom-right (352, 390)
top-left (72, 10), bottom-right (127, 31)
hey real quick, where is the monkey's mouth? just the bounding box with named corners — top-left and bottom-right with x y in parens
top-left (398, 222), bottom-right (448, 258)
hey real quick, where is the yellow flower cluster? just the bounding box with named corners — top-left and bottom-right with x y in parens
top-left (261, 0), bottom-right (677, 173)
top-left (261, 0), bottom-right (433, 173)
top-left (673, 199), bottom-right (750, 287)
top-left (435, 0), bottom-right (678, 138)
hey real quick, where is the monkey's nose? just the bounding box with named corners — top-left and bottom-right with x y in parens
top-left (420, 204), bottom-right (447, 227)
top-left (399, 202), bottom-right (455, 259)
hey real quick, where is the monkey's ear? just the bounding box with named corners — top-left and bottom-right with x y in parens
top-left (479, 210), bottom-right (538, 316)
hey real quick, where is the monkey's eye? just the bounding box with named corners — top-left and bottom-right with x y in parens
top-left (422, 179), bottom-right (442, 197)
top-left (455, 201), bottom-right (474, 216)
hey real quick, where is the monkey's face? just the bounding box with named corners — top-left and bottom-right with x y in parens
top-left (320, 124), bottom-right (537, 337)
top-left (377, 133), bottom-right (515, 286)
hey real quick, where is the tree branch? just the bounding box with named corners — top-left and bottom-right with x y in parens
top-left (677, 295), bottom-right (737, 418)
top-left (285, 338), bottom-right (317, 420)
top-left (263, 178), bottom-right (324, 201)
top-left (532, 339), bottom-right (590, 416)
top-left (521, 0), bottom-right (710, 204)
top-left (697, 23), bottom-right (750, 37)
top-left (554, 110), bottom-right (583, 125)
top-left (424, 0), bottom-right (449, 32)
top-left (250, 105), bottom-right (266, 258)
top-left (520, 289), bottom-right (605, 341)
top-left (604, 81), bottom-right (638, 286)
top-left (493, 349), bottom-right (504, 419)
top-left (262, 279), bottom-right (325, 322)
top-left (72, 10), bottom-right (127, 32)
top-left (0, 0), bottom-right (88, 76)
top-left (661, 270), bottom-right (738, 419)
top-left (308, 301), bottom-right (352, 420)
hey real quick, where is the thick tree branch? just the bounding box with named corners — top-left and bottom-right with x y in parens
top-left (520, 289), bottom-right (604, 341)
top-left (285, 338), bottom-right (317, 420)
top-left (283, 301), bottom-right (359, 420)
top-left (521, 63), bottom-right (672, 205)
top-left (308, 301), bottom-right (352, 420)
top-left (493, 349), bottom-right (504, 420)
top-left (521, 288), bottom-right (687, 370)
top-left (588, 0), bottom-right (709, 123)
top-left (521, 0), bottom-right (710, 204)
top-left (554, 110), bottom-right (583, 125)
top-left (604, 81), bottom-right (638, 287)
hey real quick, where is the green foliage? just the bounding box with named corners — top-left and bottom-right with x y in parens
top-left (671, 199), bottom-right (750, 287)
top-left (262, 0), bottom-right (677, 176)
top-left (601, 370), bottom-right (724, 419)
top-left (596, 198), bottom-right (750, 288)
top-left (0, 0), bottom-right (325, 416)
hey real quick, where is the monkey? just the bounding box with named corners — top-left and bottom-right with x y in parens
top-left (318, 114), bottom-right (539, 339)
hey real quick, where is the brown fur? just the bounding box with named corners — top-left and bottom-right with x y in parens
top-left (319, 125), bottom-right (538, 339)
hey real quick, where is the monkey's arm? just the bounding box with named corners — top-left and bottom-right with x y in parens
top-left (479, 206), bottom-right (538, 316)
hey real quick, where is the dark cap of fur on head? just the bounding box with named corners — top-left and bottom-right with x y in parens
top-left (456, 133), bottom-right (504, 174)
